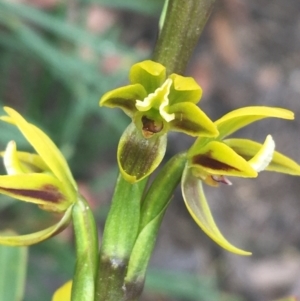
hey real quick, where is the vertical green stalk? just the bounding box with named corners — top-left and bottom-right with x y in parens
top-left (71, 196), bottom-right (98, 301)
top-left (95, 174), bottom-right (148, 301)
top-left (124, 153), bottom-right (187, 299)
top-left (95, 1), bottom-right (216, 300)
top-left (153, 0), bottom-right (216, 75)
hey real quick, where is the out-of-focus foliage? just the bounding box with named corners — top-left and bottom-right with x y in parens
top-left (145, 269), bottom-right (245, 301)
top-left (0, 1), bottom-right (142, 169)
top-left (0, 244), bottom-right (27, 301)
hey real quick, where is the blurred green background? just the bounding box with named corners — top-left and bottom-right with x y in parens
top-left (0, 1), bottom-right (300, 301)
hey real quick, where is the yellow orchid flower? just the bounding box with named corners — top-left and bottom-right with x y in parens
top-left (182, 106), bottom-right (300, 255)
top-left (100, 60), bottom-right (218, 183)
top-left (0, 107), bottom-right (78, 246)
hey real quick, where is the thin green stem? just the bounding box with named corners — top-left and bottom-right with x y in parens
top-left (123, 153), bottom-right (187, 299)
top-left (95, 174), bottom-right (148, 301)
top-left (95, 1), bottom-right (216, 300)
top-left (71, 196), bottom-right (98, 301)
top-left (153, 0), bottom-right (216, 75)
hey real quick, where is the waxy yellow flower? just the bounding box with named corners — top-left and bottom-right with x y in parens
top-left (0, 107), bottom-right (78, 246)
top-left (100, 60), bottom-right (218, 183)
top-left (181, 106), bottom-right (300, 255)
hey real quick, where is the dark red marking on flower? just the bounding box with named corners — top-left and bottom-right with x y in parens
top-left (141, 116), bottom-right (163, 137)
top-left (192, 152), bottom-right (241, 172)
top-left (0, 184), bottom-right (65, 203)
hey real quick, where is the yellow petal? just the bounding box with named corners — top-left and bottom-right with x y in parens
top-left (181, 167), bottom-right (251, 255)
top-left (224, 138), bottom-right (300, 175)
top-left (188, 141), bottom-right (257, 178)
top-left (168, 102), bottom-right (219, 137)
top-left (129, 60), bottom-right (166, 94)
top-left (0, 206), bottom-right (72, 246)
top-left (52, 281), bottom-right (72, 301)
top-left (0, 173), bottom-right (71, 212)
top-left (1, 107), bottom-right (77, 196)
top-left (168, 73), bottom-right (202, 105)
top-left (215, 106), bottom-right (294, 139)
top-left (2, 150), bottom-right (49, 173)
top-left (99, 84), bottom-right (147, 117)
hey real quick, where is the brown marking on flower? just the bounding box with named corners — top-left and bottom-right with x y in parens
top-left (141, 116), bottom-right (163, 138)
top-left (0, 184), bottom-right (65, 203)
top-left (108, 98), bottom-right (136, 114)
top-left (170, 117), bottom-right (208, 135)
top-left (192, 151), bottom-right (241, 171)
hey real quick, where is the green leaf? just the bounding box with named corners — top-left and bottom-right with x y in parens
top-left (0, 244), bottom-right (27, 301)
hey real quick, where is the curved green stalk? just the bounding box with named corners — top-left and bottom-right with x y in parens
top-left (124, 153), bottom-right (187, 298)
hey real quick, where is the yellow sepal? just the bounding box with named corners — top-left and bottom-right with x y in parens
top-left (181, 166), bottom-right (251, 255)
top-left (215, 106), bottom-right (294, 139)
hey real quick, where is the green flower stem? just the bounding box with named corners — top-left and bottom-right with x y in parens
top-left (71, 196), bottom-right (99, 301)
top-left (153, 0), bottom-right (216, 75)
top-left (95, 174), bottom-right (148, 301)
top-left (123, 153), bottom-right (187, 298)
top-left (139, 152), bottom-right (187, 229)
